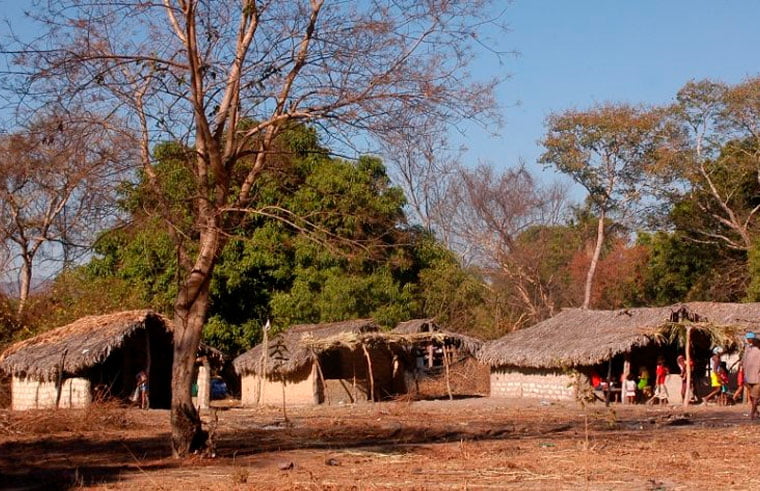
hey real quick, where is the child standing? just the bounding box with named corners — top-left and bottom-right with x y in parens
top-left (718, 361), bottom-right (730, 406)
top-left (651, 356), bottom-right (669, 404)
top-left (625, 375), bottom-right (638, 404)
top-left (733, 363), bottom-right (745, 403)
top-left (637, 366), bottom-right (651, 402)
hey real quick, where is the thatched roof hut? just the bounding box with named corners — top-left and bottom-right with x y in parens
top-left (233, 319), bottom-right (380, 377)
top-left (234, 317), bottom-right (485, 378)
top-left (0, 310), bottom-right (172, 380)
top-left (478, 302), bottom-right (760, 369)
top-left (234, 318), bottom-right (489, 405)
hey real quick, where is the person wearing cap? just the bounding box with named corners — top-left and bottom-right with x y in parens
top-left (742, 332), bottom-right (760, 419)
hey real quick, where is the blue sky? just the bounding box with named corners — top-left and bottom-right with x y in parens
top-left (2, 0), bottom-right (759, 172)
top-left (463, 0), bottom-right (760, 178)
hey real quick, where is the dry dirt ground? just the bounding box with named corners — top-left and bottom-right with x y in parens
top-left (1, 397), bottom-right (760, 490)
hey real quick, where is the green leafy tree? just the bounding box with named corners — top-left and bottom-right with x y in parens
top-left (658, 78), bottom-right (760, 253)
top-left (82, 126), bottom-right (481, 356)
top-left (540, 104), bottom-right (677, 309)
top-left (637, 232), bottom-right (737, 304)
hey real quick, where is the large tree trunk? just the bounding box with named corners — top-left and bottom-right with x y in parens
top-left (582, 211), bottom-right (606, 310)
top-left (170, 282), bottom-right (211, 457)
top-left (170, 226), bottom-right (220, 457)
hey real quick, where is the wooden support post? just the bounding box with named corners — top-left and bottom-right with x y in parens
top-left (313, 353), bottom-right (330, 405)
top-left (144, 332), bottom-right (151, 409)
top-left (621, 356), bottom-right (630, 405)
top-left (362, 344), bottom-right (375, 402)
top-left (605, 358), bottom-right (612, 407)
top-left (258, 325), bottom-right (269, 405)
top-left (443, 344), bottom-right (453, 401)
top-left (54, 349), bottom-right (68, 409)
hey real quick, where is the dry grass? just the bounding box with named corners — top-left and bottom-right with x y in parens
top-left (2, 398), bottom-right (759, 489)
top-left (0, 401), bottom-right (156, 437)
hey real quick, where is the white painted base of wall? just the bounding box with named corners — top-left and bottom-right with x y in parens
top-left (489, 367), bottom-right (575, 401)
top-left (12, 376), bottom-right (91, 410)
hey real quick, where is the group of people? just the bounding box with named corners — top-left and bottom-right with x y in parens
top-left (591, 332), bottom-right (760, 419)
top-left (617, 357), bottom-right (669, 404)
top-left (682, 332), bottom-right (760, 419)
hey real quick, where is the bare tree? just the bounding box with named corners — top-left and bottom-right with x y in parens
top-left (380, 119), bottom-right (464, 237)
top-left (1, 0), bottom-right (505, 456)
top-left (0, 114), bottom-right (129, 315)
top-left (443, 164), bottom-right (568, 326)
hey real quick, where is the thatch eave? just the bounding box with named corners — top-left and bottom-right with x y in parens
top-left (478, 302), bottom-right (760, 370)
top-left (0, 310), bottom-right (171, 381)
top-left (232, 319), bottom-right (381, 376)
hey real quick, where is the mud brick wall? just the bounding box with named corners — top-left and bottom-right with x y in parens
top-left (240, 363), bottom-right (318, 406)
top-left (489, 367), bottom-right (576, 401)
top-left (11, 376), bottom-right (91, 410)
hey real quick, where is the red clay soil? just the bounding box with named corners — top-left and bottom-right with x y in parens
top-left (2, 397), bottom-right (760, 489)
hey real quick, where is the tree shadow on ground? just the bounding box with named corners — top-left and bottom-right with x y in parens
top-left (1, 406), bottom-right (749, 489)
top-left (0, 418), bottom-right (572, 489)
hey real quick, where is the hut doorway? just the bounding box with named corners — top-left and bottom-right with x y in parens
top-left (85, 318), bottom-right (173, 408)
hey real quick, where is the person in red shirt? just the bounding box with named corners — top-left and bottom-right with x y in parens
top-left (733, 363), bottom-right (746, 403)
top-left (717, 361), bottom-right (730, 406)
top-left (650, 356), bottom-right (669, 404)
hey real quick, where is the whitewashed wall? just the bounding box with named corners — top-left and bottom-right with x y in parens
top-left (490, 367), bottom-right (576, 400)
top-left (11, 376), bottom-right (91, 410)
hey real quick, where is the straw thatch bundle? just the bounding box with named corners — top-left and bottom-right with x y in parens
top-left (0, 310), bottom-right (171, 380)
top-left (393, 319), bottom-right (483, 355)
top-left (399, 330), bottom-right (484, 356)
top-left (478, 302), bottom-right (760, 369)
top-left (393, 318), bottom-right (439, 334)
top-left (233, 319), bottom-right (380, 376)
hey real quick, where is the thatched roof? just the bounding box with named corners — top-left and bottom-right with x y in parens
top-left (0, 310), bottom-right (170, 380)
top-left (478, 302), bottom-right (760, 369)
top-left (233, 319), bottom-right (380, 376)
top-left (234, 318), bottom-right (485, 377)
top-left (402, 330), bottom-right (484, 356)
top-left (393, 319), bottom-right (483, 353)
top-left (393, 318), bottom-right (440, 334)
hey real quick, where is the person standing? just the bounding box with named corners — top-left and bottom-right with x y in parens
top-left (676, 355), bottom-right (694, 403)
top-left (651, 356), bottom-right (669, 404)
top-left (637, 366), bottom-right (651, 401)
top-left (624, 375), bottom-right (637, 404)
top-left (733, 362), bottom-right (746, 403)
top-left (135, 370), bottom-right (150, 410)
top-left (742, 332), bottom-right (760, 419)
